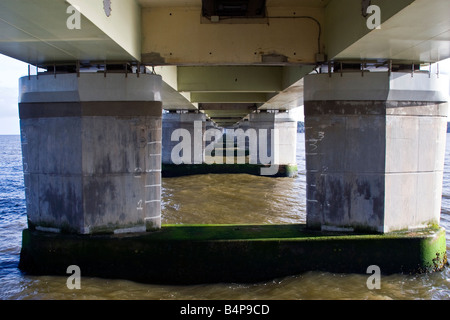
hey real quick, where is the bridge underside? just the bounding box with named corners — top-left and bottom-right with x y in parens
top-left (3, 1), bottom-right (450, 282)
top-left (1, 0), bottom-right (449, 127)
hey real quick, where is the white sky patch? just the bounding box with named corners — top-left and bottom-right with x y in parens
top-left (0, 117), bottom-right (20, 135)
top-left (0, 54), bottom-right (28, 134)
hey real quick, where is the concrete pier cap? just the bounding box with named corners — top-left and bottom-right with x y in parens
top-left (304, 71), bottom-right (449, 233)
top-left (19, 72), bottom-right (163, 235)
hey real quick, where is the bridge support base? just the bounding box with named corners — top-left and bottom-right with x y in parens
top-left (304, 72), bottom-right (449, 233)
top-left (19, 225), bottom-right (448, 284)
top-left (19, 73), bottom-right (163, 235)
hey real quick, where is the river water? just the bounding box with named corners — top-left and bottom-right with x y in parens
top-left (0, 133), bottom-right (449, 300)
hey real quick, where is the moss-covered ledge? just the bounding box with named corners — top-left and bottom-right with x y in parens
top-left (162, 164), bottom-right (298, 178)
top-left (19, 224), bottom-right (448, 285)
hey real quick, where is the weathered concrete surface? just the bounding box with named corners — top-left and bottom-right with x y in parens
top-left (161, 111), bottom-right (298, 177)
top-left (19, 73), bottom-right (163, 234)
top-left (304, 72), bottom-right (449, 233)
top-left (19, 225), bottom-right (448, 284)
top-left (162, 112), bottom-right (206, 165)
top-left (246, 112), bottom-right (297, 167)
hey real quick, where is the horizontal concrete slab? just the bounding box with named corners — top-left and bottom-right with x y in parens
top-left (190, 92), bottom-right (271, 103)
top-left (177, 66), bottom-right (284, 92)
top-left (0, 0), bottom-right (140, 64)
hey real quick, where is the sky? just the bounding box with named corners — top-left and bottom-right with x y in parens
top-left (0, 54), bottom-right (449, 135)
top-left (0, 54), bottom-right (30, 135)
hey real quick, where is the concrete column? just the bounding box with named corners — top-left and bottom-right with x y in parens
top-left (236, 119), bottom-right (251, 153)
top-left (304, 72), bottom-right (449, 233)
top-left (19, 73), bottom-right (163, 234)
top-left (162, 112), bottom-right (206, 165)
top-left (247, 112), bottom-right (298, 176)
top-left (205, 119), bottom-right (216, 131)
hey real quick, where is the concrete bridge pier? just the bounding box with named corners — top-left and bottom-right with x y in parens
top-left (304, 71), bottom-right (449, 233)
top-left (19, 72), bottom-right (163, 235)
top-left (162, 111), bottom-right (206, 165)
top-left (205, 118), bottom-right (219, 132)
top-left (161, 110), bottom-right (298, 177)
top-left (246, 111), bottom-right (298, 177)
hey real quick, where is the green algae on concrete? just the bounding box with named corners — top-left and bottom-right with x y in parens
top-left (162, 164), bottom-right (298, 178)
top-left (19, 225), bottom-right (448, 285)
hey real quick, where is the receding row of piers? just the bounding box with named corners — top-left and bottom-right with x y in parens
top-left (19, 72), bottom-right (300, 235)
top-left (18, 68), bottom-right (449, 236)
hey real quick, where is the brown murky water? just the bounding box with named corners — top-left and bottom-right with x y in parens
top-left (1, 134), bottom-right (449, 300)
